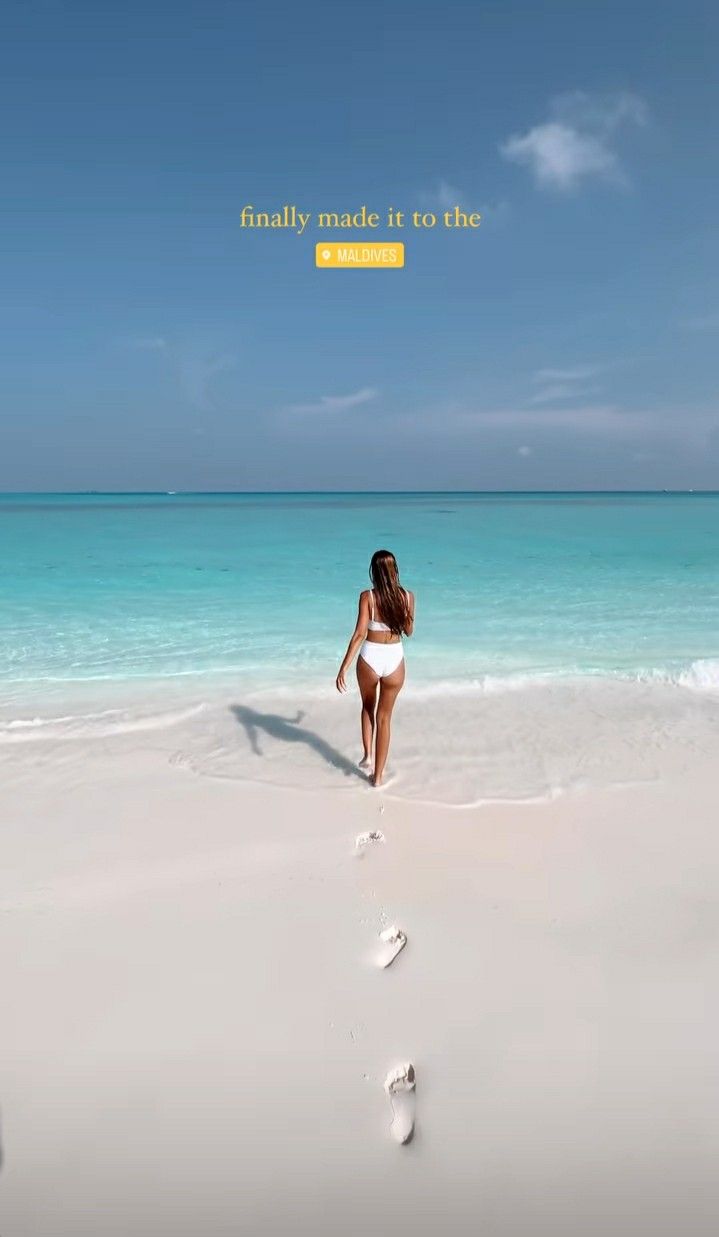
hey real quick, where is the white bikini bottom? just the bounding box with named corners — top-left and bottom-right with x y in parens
top-left (359, 639), bottom-right (404, 678)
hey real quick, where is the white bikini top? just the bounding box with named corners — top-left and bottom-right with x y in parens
top-left (367, 590), bottom-right (392, 632)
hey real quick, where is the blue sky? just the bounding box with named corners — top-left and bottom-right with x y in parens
top-left (1, 0), bottom-right (718, 490)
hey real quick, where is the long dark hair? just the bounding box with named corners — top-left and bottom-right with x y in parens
top-left (369, 549), bottom-right (410, 636)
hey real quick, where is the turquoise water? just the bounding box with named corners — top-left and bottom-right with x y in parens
top-left (2, 492), bottom-right (719, 692)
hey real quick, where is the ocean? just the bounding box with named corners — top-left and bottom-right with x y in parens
top-left (3, 491), bottom-right (719, 804)
top-left (2, 491), bottom-right (718, 690)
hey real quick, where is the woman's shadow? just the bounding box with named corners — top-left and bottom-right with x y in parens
top-left (230, 704), bottom-right (366, 781)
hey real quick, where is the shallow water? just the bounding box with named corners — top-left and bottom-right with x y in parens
top-left (3, 492), bottom-right (719, 805)
top-left (2, 491), bottom-right (719, 691)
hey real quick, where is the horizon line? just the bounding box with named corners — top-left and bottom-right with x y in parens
top-left (1, 488), bottom-right (718, 498)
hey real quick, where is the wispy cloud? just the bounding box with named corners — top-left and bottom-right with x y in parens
top-left (534, 365), bottom-right (601, 383)
top-left (418, 179), bottom-right (466, 210)
top-left (463, 405), bottom-right (638, 435)
top-left (285, 387), bottom-right (378, 414)
top-left (177, 350), bottom-right (237, 412)
top-left (530, 363), bottom-right (602, 405)
top-left (530, 383), bottom-right (589, 405)
top-left (416, 181), bottom-right (508, 225)
top-left (392, 400), bottom-right (717, 451)
top-left (500, 91), bottom-right (648, 191)
top-left (121, 334), bottom-right (237, 410)
top-left (468, 406), bottom-right (716, 449)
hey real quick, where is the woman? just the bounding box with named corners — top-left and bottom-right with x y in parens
top-left (336, 550), bottom-right (414, 787)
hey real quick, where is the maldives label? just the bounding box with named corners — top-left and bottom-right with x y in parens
top-left (315, 242), bottom-right (405, 269)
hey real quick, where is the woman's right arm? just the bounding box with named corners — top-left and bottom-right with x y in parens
top-left (336, 591), bottom-right (370, 692)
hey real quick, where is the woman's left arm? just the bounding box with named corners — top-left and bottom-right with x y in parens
top-left (404, 590), bottom-right (415, 637)
top-left (336, 591), bottom-right (370, 693)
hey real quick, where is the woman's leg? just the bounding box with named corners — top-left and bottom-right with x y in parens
top-left (356, 653), bottom-right (379, 766)
top-left (373, 658), bottom-right (405, 786)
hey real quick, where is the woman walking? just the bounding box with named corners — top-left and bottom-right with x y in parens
top-left (336, 550), bottom-right (414, 787)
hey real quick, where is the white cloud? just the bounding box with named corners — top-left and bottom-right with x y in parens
top-left (534, 365), bottom-right (600, 383)
top-left (517, 445), bottom-right (532, 457)
top-left (531, 382), bottom-right (586, 405)
top-left (531, 363), bottom-right (602, 405)
top-left (500, 91), bottom-right (647, 191)
top-left (552, 91), bottom-right (648, 131)
top-left (285, 387), bottom-right (378, 414)
top-left (502, 123), bottom-right (616, 190)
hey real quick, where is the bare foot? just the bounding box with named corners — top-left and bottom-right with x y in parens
top-left (359, 755), bottom-right (372, 770)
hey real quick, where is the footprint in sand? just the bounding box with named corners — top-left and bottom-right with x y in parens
top-left (355, 829), bottom-right (385, 855)
top-left (384, 1062), bottom-right (416, 1144)
top-left (377, 924), bottom-right (407, 969)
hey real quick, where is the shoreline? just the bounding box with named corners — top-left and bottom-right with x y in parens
top-left (2, 668), bottom-right (719, 807)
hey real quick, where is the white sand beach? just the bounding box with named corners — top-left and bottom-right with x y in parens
top-left (1, 684), bottom-right (718, 1235)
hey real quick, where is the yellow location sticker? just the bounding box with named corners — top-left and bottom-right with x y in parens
top-left (316, 242), bottom-right (404, 269)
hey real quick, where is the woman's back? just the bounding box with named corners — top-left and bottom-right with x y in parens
top-left (367, 587), bottom-right (412, 635)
